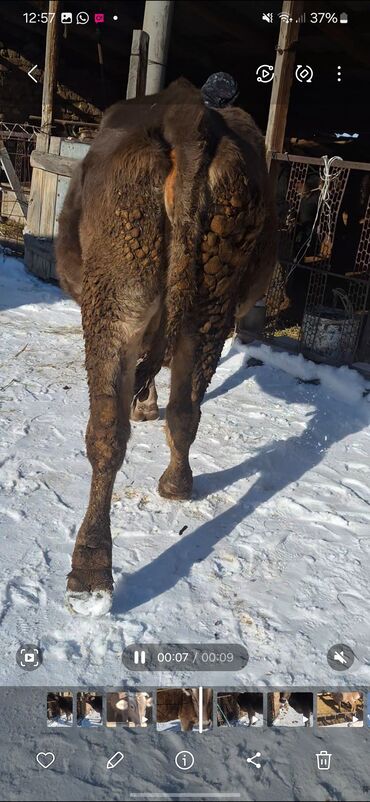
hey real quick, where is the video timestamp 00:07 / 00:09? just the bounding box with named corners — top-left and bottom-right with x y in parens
top-left (121, 643), bottom-right (249, 671)
top-left (157, 651), bottom-right (235, 664)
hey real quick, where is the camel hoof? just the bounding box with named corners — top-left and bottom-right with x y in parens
top-left (158, 468), bottom-right (193, 500)
top-left (144, 407), bottom-right (160, 421)
top-left (130, 404), bottom-right (159, 422)
top-left (65, 590), bottom-right (112, 617)
top-left (66, 569), bottom-right (113, 616)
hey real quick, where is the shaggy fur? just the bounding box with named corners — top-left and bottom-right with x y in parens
top-left (56, 78), bottom-right (277, 608)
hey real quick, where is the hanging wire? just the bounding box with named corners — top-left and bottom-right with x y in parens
top-left (332, 287), bottom-right (354, 317)
top-left (285, 155), bottom-right (344, 283)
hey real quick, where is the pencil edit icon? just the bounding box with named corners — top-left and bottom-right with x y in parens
top-left (106, 751), bottom-right (124, 770)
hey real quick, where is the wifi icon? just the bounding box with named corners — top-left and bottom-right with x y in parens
top-left (278, 12), bottom-right (292, 23)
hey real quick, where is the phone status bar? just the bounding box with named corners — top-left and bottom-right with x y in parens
top-left (262, 11), bottom-right (348, 24)
top-left (22, 11), bottom-right (119, 25)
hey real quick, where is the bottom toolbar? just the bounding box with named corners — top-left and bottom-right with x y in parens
top-left (2, 686), bottom-right (370, 801)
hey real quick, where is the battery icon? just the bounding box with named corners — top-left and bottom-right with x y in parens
top-left (134, 649), bottom-right (146, 665)
top-left (340, 12), bottom-right (348, 23)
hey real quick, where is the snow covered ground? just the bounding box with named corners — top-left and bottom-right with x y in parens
top-left (218, 712), bottom-right (263, 728)
top-left (156, 719), bottom-right (212, 732)
top-left (47, 713), bottom-right (73, 727)
top-left (1, 254), bottom-right (370, 688)
top-left (77, 710), bottom-right (102, 728)
top-left (157, 719), bottom-right (185, 731)
top-left (271, 703), bottom-right (312, 728)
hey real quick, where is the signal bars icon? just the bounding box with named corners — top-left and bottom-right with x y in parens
top-left (134, 649), bottom-right (146, 665)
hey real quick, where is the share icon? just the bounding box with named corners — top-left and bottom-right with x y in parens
top-left (247, 752), bottom-right (262, 769)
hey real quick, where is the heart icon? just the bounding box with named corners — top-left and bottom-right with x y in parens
top-left (36, 751), bottom-right (55, 769)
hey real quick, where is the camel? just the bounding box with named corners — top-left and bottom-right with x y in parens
top-left (217, 692), bottom-right (263, 726)
top-left (47, 692), bottom-right (73, 722)
top-left (332, 691), bottom-right (362, 719)
top-left (107, 691), bottom-right (153, 726)
top-left (56, 77), bottom-right (277, 615)
top-left (280, 691), bottom-right (313, 726)
top-left (157, 688), bottom-right (213, 731)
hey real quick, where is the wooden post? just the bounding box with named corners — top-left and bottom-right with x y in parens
top-left (265, 1), bottom-right (304, 169)
top-left (126, 30), bottom-right (149, 99)
top-left (143, 0), bottom-right (174, 94)
top-left (41, 0), bottom-right (59, 136)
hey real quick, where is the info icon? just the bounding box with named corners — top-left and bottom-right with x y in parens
top-left (327, 643), bottom-right (355, 672)
top-left (175, 751), bottom-right (195, 771)
top-left (16, 644), bottom-right (43, 671)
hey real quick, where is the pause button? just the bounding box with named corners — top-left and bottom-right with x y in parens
top-left (134, 650), bottom-right (146, 665)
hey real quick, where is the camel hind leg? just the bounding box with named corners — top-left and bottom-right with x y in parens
top-left (158, 324), bottom-right (229, 500)
top-left (63, 125), bottom-right (170, 613)
top-left (66, 291), bottom-right (160, 615)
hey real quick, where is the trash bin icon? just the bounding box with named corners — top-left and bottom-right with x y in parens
top-left (316, 750), bottom-right (332, 770)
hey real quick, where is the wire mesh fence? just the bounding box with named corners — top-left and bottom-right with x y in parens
top-left (0, 122), bottom-right (39, 256)
top-left (263, 154), bottom-right (370, 366)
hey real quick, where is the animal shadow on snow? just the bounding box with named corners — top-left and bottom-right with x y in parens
top-left (112, 362), bottom-right (368, 614)
top-left (205, 362), bottom-right (247, 402)
top-left (0, 253), bottom-right (64, 312)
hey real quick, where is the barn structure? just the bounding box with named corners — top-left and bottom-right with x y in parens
top-left (1, 0), bottom-right (369, 367)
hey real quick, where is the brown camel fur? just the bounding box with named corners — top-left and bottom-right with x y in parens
top-left (56, 78), bottom-right (277, 614)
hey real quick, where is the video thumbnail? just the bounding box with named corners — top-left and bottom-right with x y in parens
top-left (217, 691), bottom-right (263, 727)
top-left (77, 692), bottom-right (103, 727)
top-left (156, 688), bottom-right (213, 732)
top-left (267, 692), bottom-right (313, 727)
top-left (47, 691), bottom-right (73, 727)
top-left (106, 691), bottom-right (153, 727)
top-left (317, 692), bottom-right (363, 727)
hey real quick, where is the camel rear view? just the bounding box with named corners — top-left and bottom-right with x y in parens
top-left (56, 78), bottom-right (277, 615)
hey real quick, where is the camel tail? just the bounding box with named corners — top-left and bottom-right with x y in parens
top-left (162, 99), bottom-right (211, 356)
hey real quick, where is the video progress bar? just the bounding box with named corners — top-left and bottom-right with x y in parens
top-left (130, 795), bottom-right (241, 799)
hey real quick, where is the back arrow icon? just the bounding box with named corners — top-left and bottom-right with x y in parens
top-left (28, 65), bottom-right (38, 83)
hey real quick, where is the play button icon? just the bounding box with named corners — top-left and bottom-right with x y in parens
top-left (256, 65), bottom-right (274, 83)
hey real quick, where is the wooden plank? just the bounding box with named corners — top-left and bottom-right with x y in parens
top-left (265, 1), bottom-right (304, 169)
top-left (30, 150), bottom-right (77, 177)
top-left (0, 138), bottom-right (28, 219)
top-left (126, 29), bottom-right (149, 99)
top-left (23, 233), bottom-right (56, 280)
top-left (26, 133), bottom-right (49, 236)
top-left (41, 1), bottom-right (60, 135)
top-left (59, 139), bottom-right (90, 159)
top-left (26, 168), bottom-right (44, 235)
top-left (39, 136), bottom-right (59, 237)
top-left (54, 142), bottom-right (89, 236)
top-left (272, 152), bottom-right (370, 172)
top-left (54, 174), bottom-right (70, 237)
